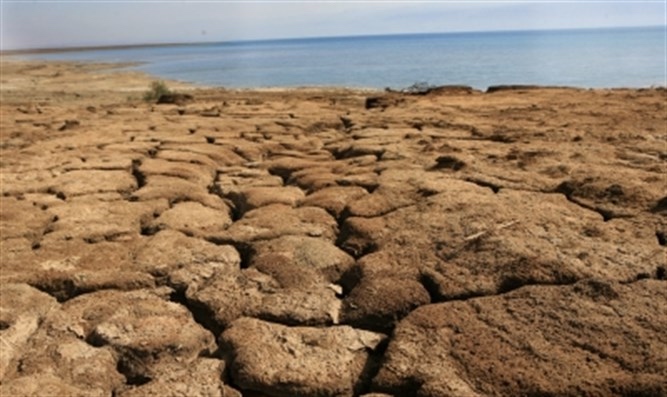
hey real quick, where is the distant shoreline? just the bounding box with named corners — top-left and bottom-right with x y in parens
top-left (1, 24), bottom-right (662, 56)
top-left (0, 41), bottom-right (214, 56)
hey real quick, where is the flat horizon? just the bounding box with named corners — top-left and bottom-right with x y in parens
top-left (4, 1), bottom-right (663, 52)
top-left (2, 24), bottom-right (663, 55)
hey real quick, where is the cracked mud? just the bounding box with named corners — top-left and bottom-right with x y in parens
top-left (1, 60), bottom-right (666, 397)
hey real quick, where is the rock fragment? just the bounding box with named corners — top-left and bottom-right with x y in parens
top-left (187, 268), bottom-right (342, 328)
top-left (373, 279), bottom-right (667, 396)
top-left (300, 185), bottom-right (369, 217)
top-left (342, 277), bottom-right (430, 331)
top-left (135, 229), bottom-right (240, 278)
top-left (148, 200), bottom-right (233, 236)
top-left (0, 284), bottom-right (58, 380)
top-left (117, 358), bottom-right (241, 397)
top-left (222, 317), bottom-right (386, 397)
top-left (41, 198), bottom-right (167, 244)
top-left (210, 204), bottom-right (338, 244)
top-left (6, 284), bottom-right (225, 395)
top-left (249, 235), bottom-right (355, 284)
top-left (230, 186), bottom-right (305, 215)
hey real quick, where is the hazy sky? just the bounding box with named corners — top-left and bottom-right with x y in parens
top-left (1, 1), bottom-right (665, 50)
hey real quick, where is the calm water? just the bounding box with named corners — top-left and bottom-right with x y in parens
top-left (24, 26), bottom-right (666, 89)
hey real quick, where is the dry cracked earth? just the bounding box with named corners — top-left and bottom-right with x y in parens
top-left (1, 60), bottom-right (666, 397)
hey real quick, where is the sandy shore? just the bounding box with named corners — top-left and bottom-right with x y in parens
top-left (1, 58), bottom-right (666, 396)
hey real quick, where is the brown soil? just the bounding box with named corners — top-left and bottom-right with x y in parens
top-left (1, 59), bottom-right (665, 397)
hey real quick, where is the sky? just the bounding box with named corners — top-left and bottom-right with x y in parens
top-left (1, 0), bottom-right (666, 50)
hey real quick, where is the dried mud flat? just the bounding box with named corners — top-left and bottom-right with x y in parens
top-left (1, 60), bottom-right (666, 397)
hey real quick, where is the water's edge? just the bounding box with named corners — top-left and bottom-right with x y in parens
top-left (5, 26), bottom-right (666, 90)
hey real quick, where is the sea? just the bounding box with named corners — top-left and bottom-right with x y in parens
top-left (21, 26), bottom-right (666, 90)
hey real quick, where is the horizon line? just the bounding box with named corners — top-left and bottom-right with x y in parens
top-left (1, 24), bottom-right (663, 55)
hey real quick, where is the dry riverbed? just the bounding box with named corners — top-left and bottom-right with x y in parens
top-left (1, 59), bottom-right (666, 396)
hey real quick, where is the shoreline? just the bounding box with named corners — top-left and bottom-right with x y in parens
top-left (4, 48), bottom-right (666, 93)
top-left (0, 41), bottom-right (214, 56)
top-left (0, 56), bottom-right (390, 95)
top-left (3, 57), bottom-right (663, 98)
